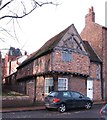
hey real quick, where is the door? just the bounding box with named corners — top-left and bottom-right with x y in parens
top-left (62, 91), bottom-right (73, 109)
top-left (87, 80), bottom-right (93, 100)
top-left (71, 91), bottom-right (84, 108)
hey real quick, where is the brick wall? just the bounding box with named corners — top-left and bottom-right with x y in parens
top-left (102, 28), bottom-right (107, 100)
top-left (81, 23), bottom-right (103, 60)
top-left (26, 80), bottom-right (35, 99)
top-left (33, 53), bottom-right (52, 75)
top-left (2, 96), bottom-right (33, 108)
top-left (53, 50), bottom-right (89, 75)
top-left (69, 77), bottom-right (86, 95)
top-left (36, 76), bottom-right (45, 101)
top-left (90, 62), bottom-right (101, 79)
top-left (16, 62), bottom-right (33, 80)
top-left (93, 80), bottom-right (101, 101)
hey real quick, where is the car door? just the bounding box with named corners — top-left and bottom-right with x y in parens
top-left (62, 91), bottom-right (73, 109)
top-left (70, 92), bottom-right (83, 108)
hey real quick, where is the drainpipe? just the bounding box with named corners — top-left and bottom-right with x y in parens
top-left (101, 63), bottom-right (104, 101)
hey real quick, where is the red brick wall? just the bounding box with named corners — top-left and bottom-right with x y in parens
top-left (93, 80), bottom-right (101, 101)
top-left (102, 28), bottom-right (107, 100)
top-left (52, 50), bottom-right (89, 75)
top-left (36, 76), bottom-right (45, 101)
top-left (90, 62), bottom-right (101, 101)
top-left (17, 53), bottom-right (52, 80)
top-left (90, 62), bottom-right (101, 79)
top-left (33, 53), bottom-right (52, 75)
top-left (54, 75), bottom-right (86, 95)
top-left (52, 75), bottom-right (86, 95)
top-left (26, 80), bottom-right (35, 99)
top-left (16, 62), bottom-right (33, 80)
top-left (69, 77), bottom-right (86, 95)
top-left (81, 23), bottom-right (103, 60)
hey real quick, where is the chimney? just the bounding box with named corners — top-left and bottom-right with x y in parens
top-left (85, 6), bottom-right (95, 24)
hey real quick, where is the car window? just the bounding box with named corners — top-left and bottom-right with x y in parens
top-left (63, 91), bottom-right (71, 97)
top-left (48, 92), bottom-right (58, 97)
top-left (71, 92), bottom-right (81, 98)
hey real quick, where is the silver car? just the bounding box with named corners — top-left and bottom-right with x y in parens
top-left (100, 104), bottom-right (107, 120)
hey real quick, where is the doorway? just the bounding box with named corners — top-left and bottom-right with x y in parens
top-left (87, 79), bottom-right (93, 100)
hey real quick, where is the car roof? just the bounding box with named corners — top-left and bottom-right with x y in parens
top-left (50, 90), bottom-right (81, 93)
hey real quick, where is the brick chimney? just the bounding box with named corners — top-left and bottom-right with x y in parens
top-left (85, 6), bottom-right (95, 24)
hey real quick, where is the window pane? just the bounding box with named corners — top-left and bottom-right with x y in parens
top-left (45, 78), bottom-right (53, 94)
top-left (58, 78), bottom-right (68, 91)
top-left (63, 92), bottom-right (71, 97)
top-left (71, 92), bottom-right (81, 98)
top-left (62, 51), bottom-right (72, 62)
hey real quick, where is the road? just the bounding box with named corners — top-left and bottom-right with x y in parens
top-left (2, 104), bottom-right (104, 119)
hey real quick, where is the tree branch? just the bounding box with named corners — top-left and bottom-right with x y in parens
top-left (0, 1), bottom-right (56, 20)
top-left (0, 0), bottom-right (14, 11)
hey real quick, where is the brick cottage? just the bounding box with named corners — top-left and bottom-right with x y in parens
top-left (16, 23), bottom-right (102, 102)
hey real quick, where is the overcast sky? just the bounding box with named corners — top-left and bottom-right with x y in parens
top-left (0, 0), bottom-right (106, 55)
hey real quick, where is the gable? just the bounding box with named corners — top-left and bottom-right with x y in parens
top-left (18, 25), bottom-right (71, 68)
top-left (18, 24), bottom-right (87, 69)
top-left (57, 24), bottom-right (87, 54)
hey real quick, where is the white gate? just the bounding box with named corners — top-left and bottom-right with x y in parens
top-left (87, 80), bottom-right (93, 100)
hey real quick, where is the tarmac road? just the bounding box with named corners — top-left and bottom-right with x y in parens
top-left (2, 104), bottom-right (104, 119)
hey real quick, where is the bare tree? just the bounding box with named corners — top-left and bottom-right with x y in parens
top-left (0, 0), bottom-right (57, 20)
top-left (0, 0), bottom-right (58, 84)
top-left (0, 0), bottom-right (58, 45)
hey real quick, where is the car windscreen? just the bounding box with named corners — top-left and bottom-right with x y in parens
top-left (48, 92), bottom-right (58, 97)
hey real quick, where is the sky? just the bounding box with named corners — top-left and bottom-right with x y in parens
top-left (0, 0), bottom-right (107, 56)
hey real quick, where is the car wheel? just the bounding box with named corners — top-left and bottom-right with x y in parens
top-left (85, 102), bottom-right (92, 110)
top-left (58, 103), bottom-right (66, 113)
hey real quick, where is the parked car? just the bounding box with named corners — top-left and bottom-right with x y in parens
top-left (44, 91), bottom-right (93, 113)
top-left (100, 104), bottom-right (107, 120)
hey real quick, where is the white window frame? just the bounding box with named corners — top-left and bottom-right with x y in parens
top-left (44, 78), bottom-right (54, 94)
top-left (96, 65), bottom-right (101, 80)
top-left (58, 78), bottom-right (68, 91)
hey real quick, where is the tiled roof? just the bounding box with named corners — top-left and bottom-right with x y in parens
top-left (18, 25), bottom-right (71, 68)
top-left (83, 41), bottom-right (102, 63)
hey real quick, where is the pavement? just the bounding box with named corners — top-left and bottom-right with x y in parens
top-left (1, 101), bottom-right (106, 113)
top-left (1, 105), bottom-right (45, 113)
